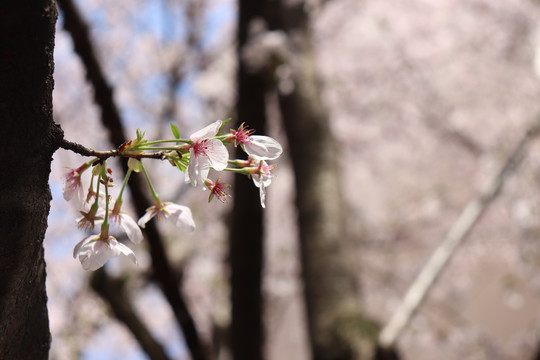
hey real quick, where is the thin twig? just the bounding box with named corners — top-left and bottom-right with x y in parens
top-left (378, 117), bottom-right (540, 350)
top-left (60, 138), bottom-right (167, 160)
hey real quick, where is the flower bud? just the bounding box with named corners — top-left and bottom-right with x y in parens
top-left (128, 158), bottom-right (143, 172)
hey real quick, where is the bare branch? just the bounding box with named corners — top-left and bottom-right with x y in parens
top-left (378, 117), bottom-right (540, 350)
top-left (91, 269), bottom-right (172, 360)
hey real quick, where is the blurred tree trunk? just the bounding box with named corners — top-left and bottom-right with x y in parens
top-left (0, 1), bottom-right (61, 359)
top-left (262, 2), bottom-right (381, 359)
top-left (229, 1), bottom-right (268, 360)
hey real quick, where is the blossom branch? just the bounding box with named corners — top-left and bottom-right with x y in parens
top-left (57, 0), bottom-right (212, 358)
top-left (60, 138), bottom-right (167, 160)
top-left (378, 116), bottom-right (540, 350)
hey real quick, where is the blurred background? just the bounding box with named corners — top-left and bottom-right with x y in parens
top-left (46, 0), bottom-right (540, 359)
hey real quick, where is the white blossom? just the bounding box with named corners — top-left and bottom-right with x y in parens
top-left (138, 202), bottom-right (195, 232)
top-left (185, 120), bottom-right (229, 187)
top-left (73, 235), bottom-right (137, 271)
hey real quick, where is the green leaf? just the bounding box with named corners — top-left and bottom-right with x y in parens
top-left (172, 153), bottom-right (190, 173)
top-left (218, 118), bottom-right (231, 135)
top-left (136, 128), bottom-right (146, 141)
top-left (170, 123), bottom-right (181, 139)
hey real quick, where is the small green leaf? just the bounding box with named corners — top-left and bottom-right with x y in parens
top-left (170, 123), bottom-right (181, 139)
top-left (136, 128), bottom-right (146, 141)
top-left (172, 153), bottom-right (190, 173)
top-left (218, 118), bottom-right (231, 135)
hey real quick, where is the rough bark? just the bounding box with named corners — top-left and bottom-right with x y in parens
top-left (229, 1), bottom-right (267, 359)
top-left (264, 2), bottom-right (380, 359)
top-left (0, 1), bottom-right (61, 359)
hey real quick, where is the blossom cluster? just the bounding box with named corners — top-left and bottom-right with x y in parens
top-left (63, 120), bottom-right (282, 270)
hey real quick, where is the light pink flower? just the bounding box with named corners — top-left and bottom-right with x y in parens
top-left (250, 159), bottom-right (275, 208)
top-left (138, 201), bottom-right (195, 232)
top-left (204, 178), bottom-right (232, 203)
top-left (230, 123), bottom-right (283, 160)
top-left (77, 205), bottom-right (105, 230)
top-left (185, 120), bottom-right (229, 187)
top-left (62, 163), bottom-right (89, 202)
top-left (110, 210), bottom-right (144, 244)
top-left (73, 234), bottom-right (137, 271)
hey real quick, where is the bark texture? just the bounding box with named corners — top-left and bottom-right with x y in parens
top-left (0, 1), bottom-right (61, 359)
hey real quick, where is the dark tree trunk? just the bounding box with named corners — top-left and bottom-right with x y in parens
top-left (0, 1), bottom-right (61, 359)
top-left (229, 1), bottom-right (268, 359)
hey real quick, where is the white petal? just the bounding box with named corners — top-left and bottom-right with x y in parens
top-left (137, 209), bottom-right (156, 228)
top-left (252, 173), bottom-right (272, 188)
top-left (79, 241), bottom-right (114, 271)
top-left (80, 252), bottom-right (108, 271)
top-left (110, 239), bottom-right (138, 265)
top-left (190, 120), bottom-right (222, 141)
top-left (205, 139), bottom-right (229, 171)
top-left (73, 235), bottom-right (96, 258)
top-left (259, 183), bottom-right (267, 208)
top-left (164, 203), bottom-right (185, 214)
top-left (244, 136), bottom-right (283, 160)
top-left (77, 184), bottom-right (85, 204)
top-left (62, 181), bottom-right (76, 201)
top-left (175, 206), bottom-right (196, 232)
top-left (120, 214), bottom-right (144, 243)
top-left (164, 204), bottom-right (196, 232)
top-left (187, 151), bottom-right (210, 187)
top-left (252, 174), bottom-right (261, 188)
top-left (186, 150), bottom-right (198, 186)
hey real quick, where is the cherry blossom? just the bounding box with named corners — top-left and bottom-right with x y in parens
top-left (230, 123), bottom-right (283, 160)
top-left (73, 234), bottom-right (137, 271)
top-left (204, 178), bottom-right (232, 203)
top-left (77, 204), bottom-right (104, 230)
top-left (138, 201), bottom-right (195, 232)
top-left (62, 163), bottom-right (89, 202)
top-left (185, 120), bottom-right (229, 187)
top-left (250, 159), bottom-right (275, 208)
top-left (109, 205), bottom-right (144, 243)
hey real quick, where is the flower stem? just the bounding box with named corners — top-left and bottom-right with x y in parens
top-left (223, 168), bottom-right (245, 173)
top-left (144, 139), bottom-right (191, 145)
top-left (116, 168), bottom-right (132, 203)
top-left (140, 161), bottom-right (160, 203)
top-left (92, 173), bottom-right (101, 207)
top-left (102, 162), bottom-right (110, 227)
top-left (136, 146), bottom-right (188, 152)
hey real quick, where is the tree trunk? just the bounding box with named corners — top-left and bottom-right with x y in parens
top-left (0, 1), bottom-right (61, 359)
top-left (229, 1), bottom-right (268, 359)
top-left (265, 2), bottom-right (380, 359)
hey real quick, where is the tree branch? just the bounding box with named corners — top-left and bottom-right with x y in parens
top-left (378, 117), bottom-right (540, 350)
top-left (90, 269), bottom-right (172, 360)
top-left (56, 1), bottom-right (211, 359)
top-left (60, 139), bottom-right (167, 160)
